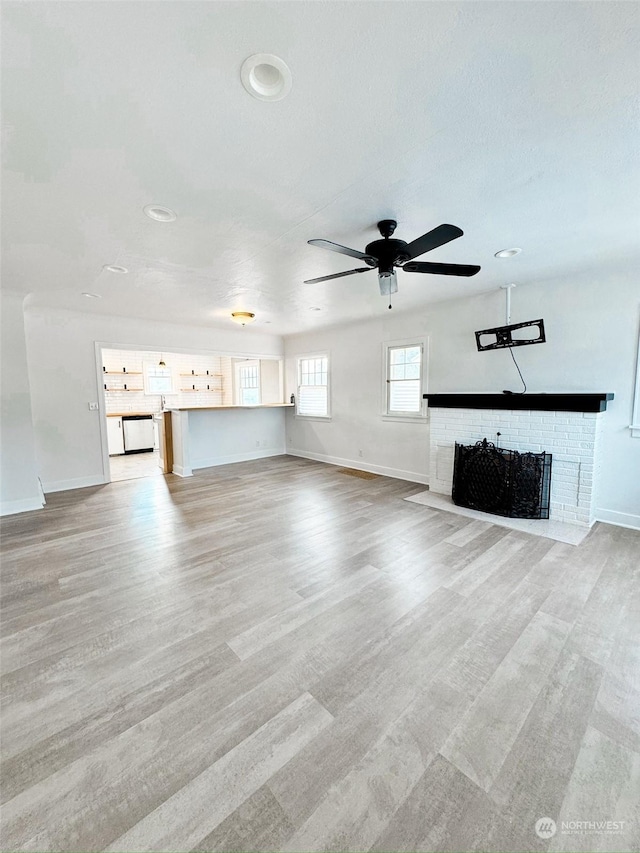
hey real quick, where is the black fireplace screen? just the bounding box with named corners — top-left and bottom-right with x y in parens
top-left (452, 438), bottom-right (552, 520)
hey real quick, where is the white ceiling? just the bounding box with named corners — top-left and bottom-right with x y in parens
top-left (2, 1), bottom-right (639, 336)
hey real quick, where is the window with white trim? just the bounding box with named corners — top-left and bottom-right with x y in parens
top-left (238, 363), bottom-right (260, 405)
top-left (384, 342), bottom-right (425, 416)
top-left (297, 354), bottom-right (329, 417)
top-left (144, 364), bottom-right (173, 395)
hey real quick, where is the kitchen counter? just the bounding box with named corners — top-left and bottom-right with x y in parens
top-left (106, 412), bottom-right (157, 418)
top-left (166, 403), bottom-right (294, 412)
top-left (169, 405), bottom-right (290, 476)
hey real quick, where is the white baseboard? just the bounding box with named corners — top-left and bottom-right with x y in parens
top-left (172, 464), bottom-right (192, 478)
top-left (287, 448), bottom-right (429, 485)
top-left (192, 448), bottom-right (287, 472)
top-left (594, 508), bottom-right (640, 531)
top-left (43, 475), bottom-right (107, 494)
top-left (0, 496), bottom-right (45, 516)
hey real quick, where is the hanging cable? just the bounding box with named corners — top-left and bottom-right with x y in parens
top-left (508, 347), bottom-right (527, 394)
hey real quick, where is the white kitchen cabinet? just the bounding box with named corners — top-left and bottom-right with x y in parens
top-left (106, 416), bottom-right (125, 455)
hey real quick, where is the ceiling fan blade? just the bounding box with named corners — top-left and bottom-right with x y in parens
top-left (401, 224), bottom-right (464, 261)
top-left (308, 239), bottom-right (377, 265)
top-left (303, 267), bottom-right (373, 285)
top-left (403, 261), bottom-right (481, 277)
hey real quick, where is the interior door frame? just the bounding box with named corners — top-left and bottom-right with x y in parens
top-left (94, 341), bottom-right (285, 484)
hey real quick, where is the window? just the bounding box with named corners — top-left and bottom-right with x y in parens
top-left (384, 342), bottom-right (425, 416)
top-left (297, 354), bottom-right (329, 417)
top-left (144, 364), bottom-right (173, 395)
top-left (238, 363), bottom-right (260, 405)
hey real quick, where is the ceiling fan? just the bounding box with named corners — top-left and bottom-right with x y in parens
top-left (304, 219), bottom-right (480, 299)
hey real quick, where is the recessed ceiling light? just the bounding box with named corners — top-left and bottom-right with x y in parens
top-left (143, 204), bottom-right (177, 222)
top-left (103, 264), bottom-right (128, 274)
top-left (494, 248), bottom-right (522, 258)
top-left (241, 54), bottom-right (292, 101)
top-left (82, 292), bottom-right (102, 299)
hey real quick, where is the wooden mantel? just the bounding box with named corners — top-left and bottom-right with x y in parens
top-left (422, 393), bottom-right (614, 413)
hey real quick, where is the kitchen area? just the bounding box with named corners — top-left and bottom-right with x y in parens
top-left (101, 347), bottom-right (286, 481)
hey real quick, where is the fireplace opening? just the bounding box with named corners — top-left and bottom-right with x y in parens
top-left (452, 438), bottom-right (552, 519)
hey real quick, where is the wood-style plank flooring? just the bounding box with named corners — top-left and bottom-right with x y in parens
top-left (1, 455), bottom-right (638, 852)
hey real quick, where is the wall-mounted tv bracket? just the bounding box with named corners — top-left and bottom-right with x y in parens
top-left (475, 319), bottom-right (546, 352)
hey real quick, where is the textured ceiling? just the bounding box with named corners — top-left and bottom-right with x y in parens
top-left (2, 1), bottom-right (639, 335)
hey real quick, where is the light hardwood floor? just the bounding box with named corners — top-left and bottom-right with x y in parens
top-left (1, 456), bottom-right (638, 852)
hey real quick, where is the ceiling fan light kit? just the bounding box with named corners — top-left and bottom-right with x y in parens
top-left (305, 219), bottom-right (481, 305)
top-left (378, 270), bottom-right (398, 296)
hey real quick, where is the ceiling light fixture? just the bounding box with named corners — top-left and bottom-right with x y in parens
top-left (231, 311), bottom-right (256, 326)
top-left (143, 204), bottom-right (177, 222)
top-left (158, 353), bottom-right (166, 367)
top-left (241, 54), bottom-right (292, 101)
top-left (82, 292), bottom-right (102, 299)
top-left (309, 307), bottom-right (322, 311)
top-left (494, 248), bottom-right (522, 258)
top-left (378, 269), bottom-right (398, 296)
top-left (103, 264), bottom-right (128, 274)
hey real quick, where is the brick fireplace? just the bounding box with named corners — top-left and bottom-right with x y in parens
top-left (425, 394), bottom-right (613, 527)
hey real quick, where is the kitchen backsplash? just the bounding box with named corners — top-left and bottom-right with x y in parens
top-left (102, 349), bottom-right (234, 414)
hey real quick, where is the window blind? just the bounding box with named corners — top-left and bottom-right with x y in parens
top-left (387, 345), bottom-right (422, 414)
top-left (298, 356), bottom-right (329, 416)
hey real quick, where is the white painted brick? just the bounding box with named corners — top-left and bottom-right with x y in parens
top-left (428, 406), bottom-right (602, 528)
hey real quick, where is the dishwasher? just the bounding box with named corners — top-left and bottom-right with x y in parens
top-left (122, 415), bottom-right (155, 453)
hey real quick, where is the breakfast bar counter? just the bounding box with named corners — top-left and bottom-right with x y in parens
top-left (166, 403), bottom-right (293, 476)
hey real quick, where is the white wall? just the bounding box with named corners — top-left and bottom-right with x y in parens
top-left (285, 319), bottom-right (430, 484)
top-left (24, 306), bottom-right (283, 493)
top-left (0, 292), bottom-right (44, 515)
top-left (260, 358), bottom-right (282, 405)
top-left (284, 267), bottom-right (640, 528)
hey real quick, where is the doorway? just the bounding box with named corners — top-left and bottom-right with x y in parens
top-left (101, 347), bottom-right (164, 483)
top-left (96, 342), bottom-right (285, 484)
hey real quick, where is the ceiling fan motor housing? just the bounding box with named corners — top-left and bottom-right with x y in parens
top-left (365, 238), bottom-right (410, 272)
